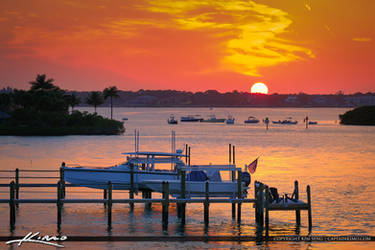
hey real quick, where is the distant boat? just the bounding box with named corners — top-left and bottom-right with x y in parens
top-left (226, 115), bottom-right (235, 124)
top-left (122, 117), bottom-right (128, 121)
top-left (308, 121), bottom-right (318, 125)
top-left (272, 117), bottom-right (298, 125)
top-left (201, 114), bottom-right (226, 123)
top-left (180, 115), bottom-right (203, 122)
top-left (244, 116), bottom-right (260, 124)
top-left (167, 114), bottom-right (178, 124)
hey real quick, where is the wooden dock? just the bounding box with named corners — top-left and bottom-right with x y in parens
top-left (0, 168), bottom-right (312, 238)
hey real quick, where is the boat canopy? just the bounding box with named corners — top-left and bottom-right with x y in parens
top-left (122, 151), bottom-right (186, 157)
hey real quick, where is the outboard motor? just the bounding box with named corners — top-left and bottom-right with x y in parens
top-left (241, 172), bottom-right (251, 186)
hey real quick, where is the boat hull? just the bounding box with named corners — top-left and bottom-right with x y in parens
top-left (64, 167), bottom-right (178, 190)
top-left (244, 120), bottom-right (259, 124)
top-left (142, 180), bottom-right (247, 198)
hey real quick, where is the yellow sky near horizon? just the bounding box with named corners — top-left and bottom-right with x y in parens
top-left (0, 0), bottom-right (374, 93)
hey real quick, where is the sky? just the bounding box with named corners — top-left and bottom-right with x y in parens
top-left (0, 0), bottom-right (374, 94)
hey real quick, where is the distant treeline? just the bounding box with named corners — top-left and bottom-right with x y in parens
top-left (63, 90), bottom-right (375, 107)
top-left (2, 87), bottom-right (375, 107)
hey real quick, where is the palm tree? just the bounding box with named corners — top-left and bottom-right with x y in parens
top-left (65, 93), bottom-right (81, 112)
top-left (103, 86), bottom-right (119, 119)
top-left (86, 91), bottom-right (104, 113)
top-left (29, 74), bottom-right (57, 91)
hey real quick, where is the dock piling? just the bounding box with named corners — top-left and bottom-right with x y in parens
top-left (107, 181), bottom-right (112, 231)
top-left (103, 189), bottom-right (107, 208)
top-left (130, 164), bottom-right (134, 211)
top-left (9, 181), bottom-right (16, 230)
top-left (295, 181), bottom-right (301, 226)
top-left (237, 170), bottom-right (242, 223)
top-left (307, 185), bottom-right (312, 232)
top-left (265, 186), bottom-right (269, 238)
top-left (57, 181), bottom-right (62, 230)
top-left (162, 181), bottom-right (169, 229)
top-left (15, 169), bottom-right (19, 208)
top-left (60, 165), bottom-right (66, 199)
top-left (204, 181), bottom-right (209, 226)
top-left (181, 169), bottom-right (186, 224)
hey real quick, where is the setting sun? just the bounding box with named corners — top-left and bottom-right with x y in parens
top-left (251, 82), bottom-right (269, 94)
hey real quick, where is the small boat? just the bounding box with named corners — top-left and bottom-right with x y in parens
top-left (167, 114), bottom-right (178, 124)
top-left (142, 165), bottom-right (250, 198)
top-left (201, 114), bottom-right (226, 123)
top-left (180, 115), bottom-right (203, 122)
top-left (122, 117), bottom-right (128, 121)
top-left (272, 117), bottom-right (298, 125)
top-left (308, 121), bottom-right (318, 125)
top-left (226, 115), bottom-right (235, 124)
top-left (244, 116), bottom-right (260, 124)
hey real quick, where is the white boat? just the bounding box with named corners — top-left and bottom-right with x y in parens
top-left (142, 165), bottom-right (251, 198)
top-left (244, 116), bottom-right (259, 124)
top-left (63, 151), bottom-right (186, 190)
top-left (201, 114), bottom-right (226, 123)
top-left (226, 115), bottom-right (235, 124)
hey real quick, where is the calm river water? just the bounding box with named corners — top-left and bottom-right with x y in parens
top-left (1, 107), bottom-right (375, 249)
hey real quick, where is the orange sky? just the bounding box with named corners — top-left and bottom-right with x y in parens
top-left (0, 0), bottom-right (374, 94)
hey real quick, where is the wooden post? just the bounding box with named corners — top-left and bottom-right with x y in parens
top-left (15, 168), bottom-right (19, 208)
top-left (255, 182), bottom-right (264, 230)
top-left (145, 191), bottom-right (152, 210)
top-left (237, 171), bottom-right (242, 223)
top-left (107, 181), bottom-right (112, 231)
top-left (60, 165), bottom-right (66, 199)
top-left (188, 147), bottom-right (191, 166)
top-left (204, 181), bottom-right (209, 226)
top-left (232, 145), bottom-right (236, 220)
top-left (9, 181), bottom-right (16, 230)
top-left (130, 164), bottom-right (134, 211)
top-left (295, 181), bottom-right (301, 226)
top-left (307, 185), bottom-right (312, 232)
top-left (265, 186), bottom-right (269, 238)
top-left (162, 182), bottom-right (169, 229)
top-left (185, 144), bottom-right (188, 164)
top-left (57, 181), bottom-right (62, 230)
top-left (103, 189), bottom-right (107, 208)
top-left (181, 170), bottom-right (186, 224)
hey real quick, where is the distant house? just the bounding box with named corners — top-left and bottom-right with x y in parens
top-left (127, 95), bottom-right (158, 105)
top-left (284, 95), bottom-right (298, 104)
top-left (344, 95), bottom-right (375, 106)
top-left (312, 96), bottom-right (327, 105)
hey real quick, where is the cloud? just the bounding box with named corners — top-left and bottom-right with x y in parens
top-left (1, 0), bottom-right (314, 79)
top-left (145, 0), bottom-right (314, 76)
top-left (352, 37), bottom-right (372, 42)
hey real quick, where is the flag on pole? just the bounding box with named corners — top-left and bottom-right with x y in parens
top-left (247, 158), bottom-right (259, 174)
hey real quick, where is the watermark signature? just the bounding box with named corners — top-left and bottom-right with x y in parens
top-left (6, 232), bottom-right (67, 247)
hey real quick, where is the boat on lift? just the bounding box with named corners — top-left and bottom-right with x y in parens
top-left (63, 151), bottom-right (186, 190)
top-left (141, 165), bottom-right (251, 198)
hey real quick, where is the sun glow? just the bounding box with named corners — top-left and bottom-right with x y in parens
top-left (251, 82), bottom-right (268, 94)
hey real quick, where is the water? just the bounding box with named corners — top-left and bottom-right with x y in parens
top-left (1, 107), bottom-right (375, 249)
